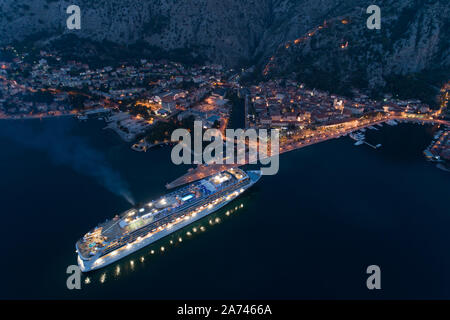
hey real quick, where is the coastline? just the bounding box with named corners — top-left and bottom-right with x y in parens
top-left (0, 113), bottom-right (76, 120)
top-left (103, 121), bottom-right (136, 143)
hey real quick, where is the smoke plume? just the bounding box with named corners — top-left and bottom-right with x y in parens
top-left (0, 120), bottom-right (135, 205)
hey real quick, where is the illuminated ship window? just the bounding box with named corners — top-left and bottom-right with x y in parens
top-left (181, 194), bottom-right (194, 201)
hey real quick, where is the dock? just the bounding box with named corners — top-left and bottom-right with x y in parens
top-left (166, 116), bottom-right (450, 189)
top-left (166, 164), bottom-right (239, 189)
top-left (362, 141), bottom-right (381, 149)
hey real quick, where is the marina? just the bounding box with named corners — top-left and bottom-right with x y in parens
top-left (349, 131), bottom-right (381, 149)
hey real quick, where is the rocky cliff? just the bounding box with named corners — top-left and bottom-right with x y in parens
top-left (262, 0), bottom-right (449, 101)
top-left (0, 0), bottom-right (271, 66)
top-left (1, 0), bottom-right (448, 100)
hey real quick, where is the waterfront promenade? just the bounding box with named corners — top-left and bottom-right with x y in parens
top-left (166, 116), bottom-right (450, 189)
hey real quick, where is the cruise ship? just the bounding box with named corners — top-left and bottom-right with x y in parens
top-left (76, 168), bottom-right (261, 272)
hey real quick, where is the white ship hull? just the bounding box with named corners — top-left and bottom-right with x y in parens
top-left (78, 171), bottom-right (260, 272)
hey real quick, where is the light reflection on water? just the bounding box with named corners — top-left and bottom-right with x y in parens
top-left (80, 200), bottom-right (247, 286)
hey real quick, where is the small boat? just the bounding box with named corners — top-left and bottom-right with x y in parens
top-left (386, 120), bottom-right (398, 126)
top-left (349, 132), bottom-right (365, 141)
top-left (354, 141), bottom-right (364, 146)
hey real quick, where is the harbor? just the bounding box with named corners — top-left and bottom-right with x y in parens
top-left (349, 130), bottom-right (382, 149)
top-left (1, 117), bottom-right (449, 299)
top-left (166, 116), bottom-right (448, 189)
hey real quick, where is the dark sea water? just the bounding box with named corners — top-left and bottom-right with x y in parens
top-left (0, 118), bottom-right (449, 299)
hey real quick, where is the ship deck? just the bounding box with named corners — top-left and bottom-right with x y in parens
top-left (77, 168), bottom-right (249, 260)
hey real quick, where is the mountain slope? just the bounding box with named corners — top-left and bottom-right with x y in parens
top-left (0, 0), bottom-right (271, 66)
top-left (0, 0), bottom-right (448, 102)
top-left (261, 0), bottom-right (449, 102)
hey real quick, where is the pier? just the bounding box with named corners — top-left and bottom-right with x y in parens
top-left (362, 141), bottom-right (380, 149)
